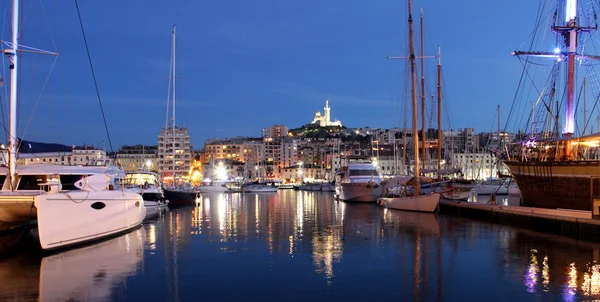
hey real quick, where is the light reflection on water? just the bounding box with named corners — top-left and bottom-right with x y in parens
top-left (1, 191), bottom-right (600, 301)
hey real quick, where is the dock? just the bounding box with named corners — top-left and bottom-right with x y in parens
top-left (439, 200), bottom-right (600, 242)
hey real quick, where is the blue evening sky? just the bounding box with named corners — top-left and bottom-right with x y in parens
top-left (3, 0), bottom-right (538, 150)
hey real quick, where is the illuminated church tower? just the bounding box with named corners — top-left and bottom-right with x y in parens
top-left (311, 100), bottom-right (342, 127)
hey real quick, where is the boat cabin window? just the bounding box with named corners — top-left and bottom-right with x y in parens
top-left (349, 170), bottom-right (379, 177)
top-left (60, 175), bottom-right (84, 190)
top-left (17, 175), bottom-right (48, 190)
top-left (122, 173), bottom-right (158, 187)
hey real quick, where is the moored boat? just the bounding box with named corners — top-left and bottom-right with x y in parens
top-left (123, 171), bottom-right (168, 219)
top-left (501, 0), bottom-right (600, 212)
top-left (242, 182), bottom-right (278, 193)
top-left (0, 1), bottom-right (145, 250)
top-left (377, 1), bottom-right (440, 213)
top-left (334, 156), bottom-right (383, 203)
top-left (379, 193), bottom-right (441, 213)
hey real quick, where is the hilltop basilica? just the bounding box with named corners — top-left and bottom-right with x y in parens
top-left (311, 100), bottom-right (342, 127)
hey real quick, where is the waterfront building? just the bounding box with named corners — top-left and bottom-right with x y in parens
top-left (280, 163), bottom-right (321, 183)
top-left (280, 139), bottom-right (299, 168)
top-left (262, 125), bottom-right (289, 138)
top-left (443, 128), bottom-right (479, 153)
top-left (158, 126), bottom-right (192, 184)
top-left (116, 145), bottom-right (158, 172)
top-left (311, 100), bottom-right (342, 127)
top-left (12, 145), bottom-right (107, 166)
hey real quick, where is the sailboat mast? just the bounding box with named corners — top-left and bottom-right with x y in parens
top-left (564, 0), bottom-right (577, 138)
top-left (408, 0), bottom-right (420, 195)
top-left (497, 104), bottom-right (500, 135)
top-left (403, 102), bottom-right (408, 174)
top-left (584, 77), bottom-right (587, 135)
top-left (436, 47), bottom-right (442, 173)
top-left (171, 24), bottom-right (177, 185)
top-left (7, 0), bottom-right (19, 189)
top-left (419, 7), bottom-right (426, 171)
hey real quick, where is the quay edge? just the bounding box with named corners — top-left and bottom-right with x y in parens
top-left (439, 200), bottom-right (600, 242)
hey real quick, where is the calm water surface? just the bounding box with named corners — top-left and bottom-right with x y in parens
top-left (1, 190), bottom-right (599, 301)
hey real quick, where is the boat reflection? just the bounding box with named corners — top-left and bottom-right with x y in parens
top-left (0, 227), bottom-right (145, 301)
top-left (383, 208), bottom-right (440, 236)
top-left (40, 227), bottom-right (145, 301)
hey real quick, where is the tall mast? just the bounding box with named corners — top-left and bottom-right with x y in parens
top-left (408, 0), bottom-right (420, 195)
top-left (436, 47), bottom-right (442, 173)
top-left (564, 0), bottom-right (577, 137)
top-left (581, 78), bottom-right (587, 135)
top-left (7, 0), bottom-right (19, 190)
top-left (171, 24), bottom-right (177, 185)
top-left (419, 7), bottom-right (426, 171)
top-left (403, 97), bottom-right (408, 174)
top-left (497, 104), bottom-right (500, 135)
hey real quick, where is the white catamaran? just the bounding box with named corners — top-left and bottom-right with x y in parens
top-left (0, 0), bottom-right (145, 250)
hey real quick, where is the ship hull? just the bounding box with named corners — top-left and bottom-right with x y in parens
top-left (503, 160), bottom-right (600, 211)
top-left (164, 189), bottom-right (197, 207)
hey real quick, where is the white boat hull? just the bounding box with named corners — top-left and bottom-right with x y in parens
top-left (441, 189), bottom-right (471, 201)
top-left (243, 185), bottom-right (278, 193)
top-left (475, 184), bottom-right (509, 195)
top-left (196, 185), bottom-right (230, 193)
top-left (379, 193), bottom-right (441, 213)
top-left (144, 200), bottom-right (168, 220)
top-left (35, 191), bottom-right (146, 250)
top-left (336, 182), bottom-right (383, 203)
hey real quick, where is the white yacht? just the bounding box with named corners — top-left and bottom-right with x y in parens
top-left (334, 156), bottom-right (383, 202)
top-left (122, 171), bottom-right (168, 219)
top-left (0, 0), bottom-right (145, 250)
top-left (196, 182), bottom-right (232, 193)
top-left (241, 182), bottom-right (278, 193)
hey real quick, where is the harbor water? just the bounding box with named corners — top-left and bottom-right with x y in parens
top-left (1, 190), bottom-right (599, 301)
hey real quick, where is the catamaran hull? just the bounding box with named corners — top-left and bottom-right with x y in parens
top-left (336, 183), bottom-right (383, 203)
top-left (379, 193), bottom-right (441, 213)
top-left (35, 191), bottom-right (146, 251)
top-left (504, 160), bottom-right (600, 211)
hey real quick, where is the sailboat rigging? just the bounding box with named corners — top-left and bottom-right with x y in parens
top-left (378, 0), bottom-right (441, 213)
top-left (502, 0), bottom-right (600, 213)
top-left (162, 25), bottom-right (198, 206)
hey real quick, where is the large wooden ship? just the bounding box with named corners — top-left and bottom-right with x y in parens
top-left (503, 0), bottom-right (600, 214)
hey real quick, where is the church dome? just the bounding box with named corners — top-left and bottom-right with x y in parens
top-left (315, 111), bottom-right (321, 116)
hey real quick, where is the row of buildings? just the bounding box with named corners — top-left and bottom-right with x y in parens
top-left (3, 101), bottom-right (517, 184)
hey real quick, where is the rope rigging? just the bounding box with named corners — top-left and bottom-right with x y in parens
top-left (74, 0), bottom-right (114, 154)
